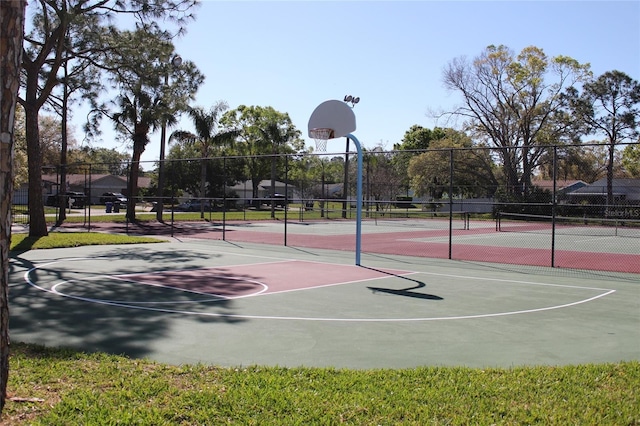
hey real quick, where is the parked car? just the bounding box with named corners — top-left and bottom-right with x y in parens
top-left (46, 192), bottom-right (87, 208)
top-left (266, 193), bottom-right (288, 208)
top-left (99, 192), bottom-right (127, 204)
top-left (172, 199), bottom-right (213, 212)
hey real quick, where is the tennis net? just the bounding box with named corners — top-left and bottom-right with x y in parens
top-left (497, 212), bottom-right (640, 238)
top-left (369, 210), bottom-right (470, 230)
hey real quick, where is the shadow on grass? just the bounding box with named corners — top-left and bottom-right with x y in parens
top-left (10, 236), bottom-right (44, 253)
top-left (11, 341), bottom-right (91, 360)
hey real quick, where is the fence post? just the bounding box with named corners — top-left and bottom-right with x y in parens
top-left (551, 146), bottom-right (557, 268)
top-left (223, 156), bottom-right (227, 240)
top-left (284, 155), bottom-right (288, 246)
top-left (87, 164), bottom-right (92, 231)
top-left (448, 149), bottom-right (454, 260)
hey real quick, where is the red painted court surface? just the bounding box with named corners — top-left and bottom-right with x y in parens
top-left (212, 225), bottom-right (640, 274)
top-left (119, 261), bottom-right (411, 298)
top-left (64, 218), bottom-right (640, 274)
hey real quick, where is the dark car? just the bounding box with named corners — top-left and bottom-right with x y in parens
top-left (172, 199), bottom-right (212, 212)
top-left (99, 192), bottom-right (127, 204)
top-left (46, 192), bottom-right (87, 208)
top-left (266, 193), bottom-right (288, 208)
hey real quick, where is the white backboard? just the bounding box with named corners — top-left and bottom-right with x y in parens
top-left (308, 100), bottom-right (356, 139)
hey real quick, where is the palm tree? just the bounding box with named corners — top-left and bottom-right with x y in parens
top-left (101, 27), bottom-right (203, 221)
top-left (172, 102), bottom-right (239, 218)
top-left (112, 88), bottom-right (162, 220)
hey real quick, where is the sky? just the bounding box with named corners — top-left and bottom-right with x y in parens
top-left (75, 0), bottom-right (640, 167)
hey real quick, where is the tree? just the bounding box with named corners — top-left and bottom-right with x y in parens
top-left (20, 0), bottom-right (198, 236)
top-left (537, 143), bottom-right (609, 183)
top-left (12, 105), bottom-right (28, 187)
top-left (163, 140), bottom-right (201, 199)
top-left (14, 112), bottom-right (78, 176)
top-left (102, 26), bottom-right (203, 220)
top-left (35, 115), bottom-right (78, 168)
top-left (68, 147), bottom-right (130, 175)
top-left (259, 121), bottom-right (302, 218)
top-left (45, 13), bottom-right (104, 224)
top-left (286, 149), bottom-right (315, 206)
top-left (1, 0), bottom-right (27, 414)
top-left (18, 113), bottom-right (79, 224)
top-left (359, 146), bottom-right (404, 212)
top-left (565, 71), bottom-right (640, 204)
top-left (407, 129), bottom-right (498, 201)
top-left (393, 125), bottom-right (445, 151)
top-left (221, 105), bottom-right (303, 206)
top-left (162, 136), bottom-right (246, 206)
top-left (621, 143), bottom-right (640, 177)
top-left (392, 126), bottom-right (452, 195)
top-left (304, 155), bottom-right (345, 216)
top-left (443, 45), bottom-right (591, 199)
top-left (171, 102), bottom-right (240, 218)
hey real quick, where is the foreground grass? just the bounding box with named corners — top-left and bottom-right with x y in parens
top-left (3, 343), bottom-right (639, 425)
top-left (10, 232), bottom-right (164, 251)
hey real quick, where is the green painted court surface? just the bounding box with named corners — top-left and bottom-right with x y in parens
top-left (9, 238), bottom-right (640, 369)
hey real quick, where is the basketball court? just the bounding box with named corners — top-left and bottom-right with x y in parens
top-left (8, 237), bottom-right (640, 369)
top-left (8, 99), bottom-right (639, 368)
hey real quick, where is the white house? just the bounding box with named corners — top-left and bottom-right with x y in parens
top-left (33, 174), bottom-right (151, 204)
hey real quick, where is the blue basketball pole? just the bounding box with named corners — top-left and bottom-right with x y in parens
top-left (347, 133), bottom-right (363, 266)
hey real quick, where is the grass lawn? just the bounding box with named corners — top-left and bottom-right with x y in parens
top-left (5, 222), bottom-right (639, 424)
top-left (55, 204), bottom-right (353, 223)
top-left (10, 232), bottom-right (164, 251)
top-left (3, 343), bottom-right (639, 425)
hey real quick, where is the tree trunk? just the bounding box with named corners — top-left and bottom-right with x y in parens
top-left (126, 122), bottom-right (151, 221)
top-left (607, 144), bottom-right (615, 206)
top-left (25, 103), bottom-right (48, 236)
top-left (0, 0), bottom-right (27, 414)
top-left (126, 141), bottom-right (145, 221)
top-left (57, 60), bottom-right (70, 225)
top-left (501, 149), bottom-right (520, 198)
top-left (251, 178), bottom-right (260, 208)
top-left (270, 152), bottom-right (276, 219)
top-left (199, 157), bottom-right (206, 218)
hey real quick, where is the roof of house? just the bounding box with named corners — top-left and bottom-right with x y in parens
top-left (532, 180), bottom-right (587, 191)
top-left (42, 174), bottom-right (151, 188)
top-left (567, 178), bottom-right (640, 197)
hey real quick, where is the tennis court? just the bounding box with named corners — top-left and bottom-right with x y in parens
top-left (8, 233), bottom-right (640, 369)
top-left (103, 213), bottom-right (637, 274)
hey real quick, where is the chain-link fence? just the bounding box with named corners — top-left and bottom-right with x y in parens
top-left (30, 142), bottom-right (640, 273)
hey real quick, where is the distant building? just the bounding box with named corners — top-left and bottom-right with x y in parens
top-left (532, 179), bottom-right (588, 199)
top-left (566, 178), bottom-right (640, 204)
top-left (566, 178), bottom-right (640, 218)
top-left (12, 174), bottom-right (152, 205)
top-left (226, 180), bottom-right (297, 205)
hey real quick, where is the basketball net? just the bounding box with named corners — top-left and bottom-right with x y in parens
top-left (310, 128), bottom-right (333, 152)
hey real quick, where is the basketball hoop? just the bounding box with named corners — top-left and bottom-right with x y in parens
top-left (308, 100), bottom-right (362, 265)
top-left (310, 127), bottom-right (334, 152)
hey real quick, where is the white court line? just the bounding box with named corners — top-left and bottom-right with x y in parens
top-left (22, 257), bottom-right (616, 322)
top-left (25, 259), bottom-right (270, 305)
top-left (50, 276), bottom-right (269, 305)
